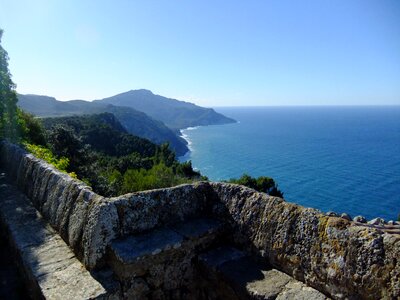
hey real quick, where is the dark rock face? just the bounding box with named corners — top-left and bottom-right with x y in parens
top-left (1, 142), bottom-right (399, 299)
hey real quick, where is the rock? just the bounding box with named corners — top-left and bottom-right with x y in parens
top-left (326, 211), bottom-right (338, 217)
top-left (82, 199), bottom-right (119, 269)
top-left (387, 220), bottom-right (399, 226)
top-left (210, 182), bottom-right (400, 300)
top-left (124, 278), bottom-right (150, 299)
top-left (276, 281), bottom-right (328, 300)
top-left (353, 215), bottom-right (367, 223)
top-left (340, 213), bottom-right (352, 221)
top-left (368, 217), bottom-right (386, 226)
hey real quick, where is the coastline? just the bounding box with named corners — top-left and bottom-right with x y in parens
top-left (178, 126), bottom-right (199, 162)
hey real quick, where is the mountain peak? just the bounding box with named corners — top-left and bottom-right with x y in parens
top-left (98, 90), bottom-right (236, 129)
top-left (127, 89), bottom-right (154, 95)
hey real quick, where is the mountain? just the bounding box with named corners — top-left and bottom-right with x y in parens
top-left (17, 94), bottom-right (188, 156)
top-left (94, 89), bottom-right (236, 130)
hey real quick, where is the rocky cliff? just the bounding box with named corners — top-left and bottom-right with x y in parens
top-left (0, 141), bottom-right (399, 299)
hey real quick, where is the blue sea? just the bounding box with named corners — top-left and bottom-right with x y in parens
top-left (179, 106), bottom-right (400, 221)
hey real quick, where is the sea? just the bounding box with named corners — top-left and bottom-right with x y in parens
top-left (179, 106), bottom-right (400, 221)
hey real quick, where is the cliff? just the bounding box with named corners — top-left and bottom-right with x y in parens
top-left (0, 141), bottom-right (399, 299)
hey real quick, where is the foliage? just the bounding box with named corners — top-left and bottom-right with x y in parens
top-left (17, 109), bottom-right (47, 145)
top-left (23, 143), bottom-right (76, 178)
top-left (43, 113), bottom-right (158, 157)
top-left (41, 113), bottom-right (203, 196)
top-left (17, 94), bottom-right (189, 156)
top-left (227, 173), bottom-right (284, 198)
top-left (0, 29), bottom-right (45, 145)
top-left (121, 163), bottom-right (191, 194)
top-left (0, 29), bottom-right (19, 141)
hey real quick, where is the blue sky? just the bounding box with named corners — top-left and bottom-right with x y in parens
top-left (0, 0), bottom-right (399, 106)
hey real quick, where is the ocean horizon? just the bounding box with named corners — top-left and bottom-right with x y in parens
top-left (179, 105), bottom-right (400, 221)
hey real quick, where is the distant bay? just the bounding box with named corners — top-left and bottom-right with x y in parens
top-left (179, 106), bottom-right (400, 221)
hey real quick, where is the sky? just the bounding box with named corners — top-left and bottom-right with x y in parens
top-left (0, 0), bottom-right (399, 106)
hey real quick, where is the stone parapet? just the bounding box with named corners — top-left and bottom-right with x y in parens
top-left (1, 141), bottom-right (399, 299)
top-left (210, 182), bottom-right (400, 299)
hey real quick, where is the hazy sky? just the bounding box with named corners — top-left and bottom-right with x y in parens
top-left (1, 0), bottom-right (399, 106)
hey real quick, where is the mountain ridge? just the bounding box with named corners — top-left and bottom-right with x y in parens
top-left (17, 90), bottom-right (236, 156)
top-left (17, 94), bottom-right (189, 156)
top-left (94, 89), bottom-right (236, 129)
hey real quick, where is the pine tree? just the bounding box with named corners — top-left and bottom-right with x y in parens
top-left (0, 29), bottom-right (19, 140)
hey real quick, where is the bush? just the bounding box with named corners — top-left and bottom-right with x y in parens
top-left (227, 173), bottom-right (284, 198)
top-left (18, 109), bottom-right (47, 145)
top-left (23, 143), bottom-right (76, 178)
top-left (122, 163), bottom-right (190, 194)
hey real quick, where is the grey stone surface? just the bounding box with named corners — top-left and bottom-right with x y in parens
top-left (111, 182), bottom-right (211, 236)
top-left (111, 228), bottom-right (183, 264)
top-left (326, 211), bottom-right (338, 217)
top-left (199, 246), bottom-right (328, 300)
top-left (353, 215), bottom-right (367, 223)
top-left (368, 217), bottom-right (386, 225)
top-left (82, 199), bottom-right (119, 269)
top-left (170, 218), bottom-right (221, 240)
top-left (0, 176), bottom-right (108, 299)
top-left (340, 213), bottom-right (351, 221)
top-left (276, 281), bottom-right (328, 300)
top-left (210, 182), bottom-right (400, 299)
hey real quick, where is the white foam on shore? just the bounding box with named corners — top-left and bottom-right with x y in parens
top-left (180, 132), bottom-right (193, 149)
top-left (180, 126), bottom-right (200, 149)
top-left (178, 127), bottom-right (199, 161)
top-left (185, 126), bottom-right (200, 131)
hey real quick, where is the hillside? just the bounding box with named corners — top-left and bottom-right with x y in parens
top-left (17, 94), bottom-right (188, 155)
top-left (42, 113), bottom-right (157, 157)
top-left (94, 89), bottom-right (236, 129)
top-left (40, 113), bottom-right (202, 196)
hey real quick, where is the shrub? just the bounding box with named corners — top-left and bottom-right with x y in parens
top-left (23, 142), bottom-right (76, 178)
top-left (227, 173), bottom-right (284, 198)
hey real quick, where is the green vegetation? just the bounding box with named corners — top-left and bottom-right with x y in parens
top-left (0, 29), bottom-right (19, 141)
top-left (23, 143), bottom-right (77, 178)
top-left (227, 174), bottom-right (284, 198)
top-left (17, 94), bottom-right (189, 156)
top-left (40, 113), bottom-right (205, 196)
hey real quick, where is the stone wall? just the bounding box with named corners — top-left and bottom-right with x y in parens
top-left (1, 141), bottom-right (399, 299)
top-left (210, 182), bottom-right (400, 299)
top-left (0, 142), bottom-right (211, 269)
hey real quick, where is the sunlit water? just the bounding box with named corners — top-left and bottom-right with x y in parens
top-left (179, 106), bottom-right (400, 221)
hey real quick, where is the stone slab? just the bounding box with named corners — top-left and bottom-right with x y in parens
top-left (0, 172), bottom-right (108, 299)
top-left (111, 228), bottom-right (184, 264)
top-left (170, 218), bottom-right (222, 240)
top-left (199, 246), bottom-right (329, 300)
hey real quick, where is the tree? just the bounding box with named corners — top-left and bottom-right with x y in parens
top-left (0, 29), bottom-right (19, 141)
top-left (18, 109), bottom-right (47, 145)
